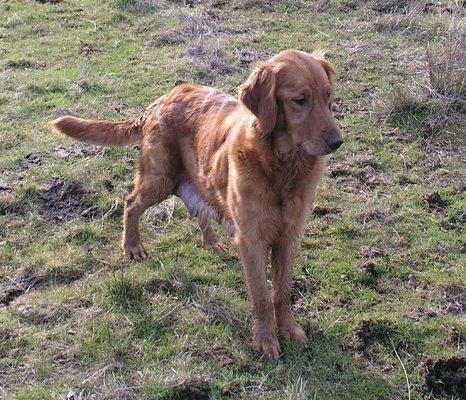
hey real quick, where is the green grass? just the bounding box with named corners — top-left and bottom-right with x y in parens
top-left (1, 0), bottom-right (465, 399)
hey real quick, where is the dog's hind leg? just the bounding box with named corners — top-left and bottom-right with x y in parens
top-left (197, 216), bottom-right (228, 254)
top-left (122, 146), bottom-right (175, 261)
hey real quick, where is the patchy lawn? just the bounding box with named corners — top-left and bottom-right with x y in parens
top-left (0, 0), bottom-right (464, 399)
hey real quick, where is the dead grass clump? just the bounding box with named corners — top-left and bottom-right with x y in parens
top-left (234, 47), bottom-right (268, 66)
top-left (183, 44), bottom-right (236, 75)
top-left (15, 302), bottom-right (72, 324)
top-left (151, 29), bottom-right (187, 46)
top-left (372, 1), bottom-right (424, 33)
top-left (425, 25), bottom-right (466, 111)
top-left (386, 21), bottom-right (465, 134)
top-left (372, 0), bottom-right (409, 14)
top-left (144, 198), bottom-right (175, 230)
top-left (233, 0), bottom-right (308, 13)
top-left (150, 11), bottom-right (246, 47)
top-left (338, 0), bottom-right (361, 12)
top-left (179, 13), bottom-right (224, 37)
top-left (115, 0), bottom-right (157, 13)
top-left (176, 43), bottom-right (238, 85)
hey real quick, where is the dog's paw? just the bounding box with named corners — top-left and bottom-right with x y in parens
top-left (278, 320), bottom-right (307, 343)
top-left (122, 242), bottom-right (148, 261)
top-left (204, 240), bottom-right (229, 254)
top-left (253, 331), bottom-right (281, 360)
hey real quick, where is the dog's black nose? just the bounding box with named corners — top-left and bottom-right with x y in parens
top-left (325, 134), bottom-right (344, 152)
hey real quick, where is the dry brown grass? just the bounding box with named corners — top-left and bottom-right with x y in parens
top-left (386, 19), bottom-right (465, 134)
top-left (116, 0), bottom-right (158, 13)
top-left (372, 1), bottom-right (425, 33)
top-left (425, 20), bottom-right (465, 111)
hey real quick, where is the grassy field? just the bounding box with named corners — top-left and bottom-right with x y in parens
top-left (0, 0), bottom-right (465, 399)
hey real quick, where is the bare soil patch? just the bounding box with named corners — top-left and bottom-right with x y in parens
top-left (52, 143), bottom-right (104, 159)
top-left (162, 377), bottom-right (211, 400)
top-left (145, 277), bottom-right (181, 294)
top-left (17, 151), bottom-right (47, 171)
top-left (421, 356), bottom-right (466, 398)
top-left (372, 0), bottom-right (409, 14)
top-left (37, 176), bottom-right (98, 221)
top-left (423, 192), bottom-right (449, 211)
top-left (439, 285), bottom-right (465, 315)
top-left (0, 268), bottom-right (46, 305)
top-left (349, 319), bottom-right (408, 361)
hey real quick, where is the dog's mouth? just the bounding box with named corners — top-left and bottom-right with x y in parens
top-left (296, 141), bottom-right (343, 156)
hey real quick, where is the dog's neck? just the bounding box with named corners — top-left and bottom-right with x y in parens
top-left (270, 130), bottom-right (298, 161)
top-left (267, 130), bottom-right (319, 177)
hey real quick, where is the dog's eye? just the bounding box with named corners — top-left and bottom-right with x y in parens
top-left (292, 98), bottom-right (309, 106)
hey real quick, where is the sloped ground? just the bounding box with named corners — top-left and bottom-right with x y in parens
top-left (0, 1), bottom-right (464, 399)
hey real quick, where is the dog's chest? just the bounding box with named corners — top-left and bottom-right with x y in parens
top-left (270, 158), bottom-right (307, 199)
top-left (267, 157), bottom-right (322, 225)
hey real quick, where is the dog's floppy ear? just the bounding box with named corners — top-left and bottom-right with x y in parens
top-left (238, 62), bottom-right (278, 136)
top-left (320, 59), bottom-right (336, 88)
top-left (312, 50), bottom-right (336, 88)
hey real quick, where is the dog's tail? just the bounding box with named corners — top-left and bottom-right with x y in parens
top-left (48, 115), bottom-right (144, 146)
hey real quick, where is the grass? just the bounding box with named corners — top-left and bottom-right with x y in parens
top-left (0, 0), bottom-right (465, 399)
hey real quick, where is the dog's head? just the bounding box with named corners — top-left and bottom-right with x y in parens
top-left (239, 49), bottom-right (342, 156)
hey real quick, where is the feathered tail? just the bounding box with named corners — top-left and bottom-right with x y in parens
top-left (48, 115), bottom-right (143, 146)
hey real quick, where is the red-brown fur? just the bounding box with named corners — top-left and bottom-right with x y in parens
top-left (48, 49), bottom-right (342, 359)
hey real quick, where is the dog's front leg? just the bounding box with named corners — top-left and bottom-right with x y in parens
top-left (272, 235), bottom-right (307, 343)
top-left (238, 239), bottom-right (280, 359)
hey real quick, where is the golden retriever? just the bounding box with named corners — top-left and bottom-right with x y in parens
top-left (49, 49), bottom-right (343, 359)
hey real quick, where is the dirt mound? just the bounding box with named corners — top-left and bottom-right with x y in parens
top-left (313, 205), bottom-right (341, 216)
top-left (37, 176), bottom-right (98, 221)
top-left (16, 144), bottom-right (103, 171)
top-left (421, 356), bottom-right (466, 398)
top-left (17, 151), bottom-right (47, 171)
top-left (424, 192), bottom-right (449, 210)
top-left (0, 268), bottom-right (46, 305)
top-left (163, 377), bottom-right (211, 400)
top-left (439, 285), bottom-right (465, 315)
top-left (372, 0), bottom-right (409, 14)
top-left (234, 48), bottom-right (268, 66)
top-left (145, 277), bottom-right (181, 294)
top-left (350, 319), bottom-right (398, 358)
top-left (52, 143), bottom-right (104, 159)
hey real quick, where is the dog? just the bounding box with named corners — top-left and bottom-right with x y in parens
top-left (49, 49), bottom-right (343, 359)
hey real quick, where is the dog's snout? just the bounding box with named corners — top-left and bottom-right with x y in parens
top-left (325, 133), bottom-right (343, 152)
